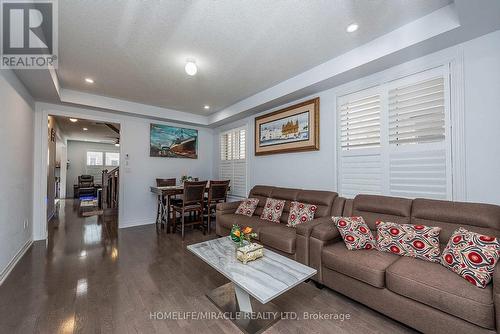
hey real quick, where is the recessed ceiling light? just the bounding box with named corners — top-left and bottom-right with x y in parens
top-left (69, 118), bottom-right (78, 123)
top-left (346, 23), bottom-right (359, 33)
top-left (85, 78), bottom-right (94, 84)
top-left (83, 127), bottom-right (88, 131)
top-left (185, 61), bottom-right (197, 76)
top-left (204, 105), bottom-right (210, 110)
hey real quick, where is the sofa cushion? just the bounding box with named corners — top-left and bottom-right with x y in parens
top-left (334, 216), bottom-right (376, 250)
top-left (261, 198), bottom-right (286, 223)
top-left (352, 195), bottom-right (413, 230)
top-left (322, 242), bottom-right (399, 288)
top-left (386, 256), bottom-right (495, 329)
top-left (411, 198), bottom-right (500, 244)
top-left (235, 198), bottom-right (260, 217)
top-left (376, 221), bottom-right (442, 263)
top-left (259, 225), bottom-right (296, 254)
top-left (286, 201), bottom-right (317, 227)
top-left (441, 227), bottom-right (500, 288)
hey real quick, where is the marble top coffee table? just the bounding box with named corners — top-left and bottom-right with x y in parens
top-left (187, 237), bottom-right (316, 334)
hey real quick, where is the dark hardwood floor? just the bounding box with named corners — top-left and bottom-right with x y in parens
top-left (0, 199), bottom-right (415, 334)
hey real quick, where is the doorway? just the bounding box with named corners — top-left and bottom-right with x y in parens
top-left (46, 115), bottom-right (121, 226)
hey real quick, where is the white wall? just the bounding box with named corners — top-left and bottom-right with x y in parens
top-left (0, 70), bottom-right (34, 284)
top-left (66, 140), bottom-right (119, 198)
top-left (214, 30), bottom-right (500, 205)
top-left (214, 90), bottom-right (337, 192)
top-left (34, 102), bottom-right (214, 237)
top-left (463, 30), bottom-right (500, 205)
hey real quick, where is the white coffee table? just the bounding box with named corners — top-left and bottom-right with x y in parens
top-left (187, 237), bottom-right (316, 334)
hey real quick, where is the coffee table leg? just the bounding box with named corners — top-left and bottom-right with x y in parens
top-left (234, 284), bottom-right (252, 313)
top-left (206, 282), bottom-right (280, 334)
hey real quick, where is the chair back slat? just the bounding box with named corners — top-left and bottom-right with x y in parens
top-left (208, 180), bottom-right (230, 203)
top-left (156, 178), bottom-right (176, 187)
top-left (183, 181), bottom-right (208, 205)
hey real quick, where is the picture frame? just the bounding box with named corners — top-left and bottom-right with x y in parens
top-left (254, 97), bottom-right (319, 156)
top-left (150, 123), bottom-right (198, 159)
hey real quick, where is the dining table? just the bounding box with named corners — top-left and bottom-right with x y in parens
top-left (150, 183), bottom-right (230, 233)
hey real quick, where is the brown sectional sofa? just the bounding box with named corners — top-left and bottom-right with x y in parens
top-left (216, 186), bottom-right (500, 333)
top-left (310, 194), bottom-right (500, 334)
top-left (216, 185), bottom-right (344, 264)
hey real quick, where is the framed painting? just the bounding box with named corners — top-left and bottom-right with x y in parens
top-left (255, 97), bottom-right (319, 155)
top-left (150, 124), bottom-right (198, 159)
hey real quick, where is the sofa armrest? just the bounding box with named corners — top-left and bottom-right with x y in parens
top-left (296, 216), bottom-right (333, 238)
top-left (310, 221), bottom-right (340, 241)
top-left (493, 268), bottom-right (500, 332)
top-left (216, 201), bottom-right (241, 214)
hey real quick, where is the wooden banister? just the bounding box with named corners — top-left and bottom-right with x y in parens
top-left (101, 167), bottom-right (119, 209)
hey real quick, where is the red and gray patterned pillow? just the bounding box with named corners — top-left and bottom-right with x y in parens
top-left (235, 198), bottom-right (259, 217)
top-left (376, 221), bottom-right (441, 263)
top-left (286, 201), bottom-right (318, 227)
top-left (333, 216), bottom-right (376, 250)
top-left (441, 227), bottom-right (500, 288)
top-left (260, 198), bottom-right (286, 223)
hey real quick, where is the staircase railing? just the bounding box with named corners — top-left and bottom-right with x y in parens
top-left (101, 167), bottom-right (119, 209)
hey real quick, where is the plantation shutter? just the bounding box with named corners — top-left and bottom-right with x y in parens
top-left (387, 71), bottom-right (450, 200)
top-left (340, 94), bottom-right (381, 150)
top-left (338, 87), bottom-right (383, 198)
top-left (338, 66), bottom-right (452, 200)
top-left (219, 127), bottom-right (247, 197)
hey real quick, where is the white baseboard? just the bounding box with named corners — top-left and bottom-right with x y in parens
top-left (119, 218), bottom-right (156, 229)
top-left (0, 239), bottom-right (33, 286)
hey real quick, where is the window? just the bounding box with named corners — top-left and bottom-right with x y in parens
top-left (87, 151), bottom-right (103, 166)
top-left (338, 67), bottom-right (452, 200)
top-left (105, 152), bottom-right (120, 166)
top-left (220, 127), bottom-right (247, 197)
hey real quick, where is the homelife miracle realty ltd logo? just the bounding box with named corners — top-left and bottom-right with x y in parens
top-left (1, 0), bottom-right (58, 69)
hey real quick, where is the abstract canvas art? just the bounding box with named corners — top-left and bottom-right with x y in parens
top-left (150, 124), bottom-right (198, 159)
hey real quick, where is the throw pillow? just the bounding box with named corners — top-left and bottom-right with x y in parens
top-left (235, 198), bottom-right (259, 217)
top-left (287, 201), bottom-right (318, 227)
top-left (441, 227), bottom-right (500, 288)
top-left (333, 216), bottom-right (376, 250)
top-left (376, 221), bottom-right (441, 263)
top-left (260, 198), bottom-right (286, 223)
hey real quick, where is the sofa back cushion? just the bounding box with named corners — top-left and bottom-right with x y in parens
top-left (296, 190), bottom-right (337, 218)
top-left (351, 195), bottom-right (413, 230)
top-left (248, 185), bottom-right (337, 224)
top-left (249, 185), bottom-right (274, 216)
top-left (411, 198), bottom-right (500, 244)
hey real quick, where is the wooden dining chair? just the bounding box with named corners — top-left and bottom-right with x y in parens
top-left (155, 178), bottom-right (178, 228)
top-left (171, 180), bottom-right (208, 240)
top-left (205, 180), bottom-right (230, 233)
top-left (156, 178), bottom-right (176, 187)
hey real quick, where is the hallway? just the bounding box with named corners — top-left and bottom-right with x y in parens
top-left (0, 200), bottom-right (413, 334)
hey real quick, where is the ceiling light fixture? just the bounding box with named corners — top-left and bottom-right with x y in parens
top-left (69, 118), bottom-right (78, 123)
top-left (115, 139), bottom-right (120, 147)
top-left (83, 127), bottom-right (88, 131)
top-left (346, 23), bottom-right (359, 33)
top-left (204, 105), bottom-right (210, 110)
top-left (85, 78), bottom-right (94, 84)
top-left (184, 60), bottom-right (198, 76)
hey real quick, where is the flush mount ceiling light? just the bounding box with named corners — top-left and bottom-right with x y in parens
top-left (69, 118), bottom-right (78, 123)
top-left (83, 127), bottom-right (88, 131)
top-left (184, 60), bottom-right (198, 76)
top-left (85, 78), bottom-right (94, 84)
top-left (204, 105), bottom-right (210, 110)
top-left (346, 23), bottom-right (359, 33)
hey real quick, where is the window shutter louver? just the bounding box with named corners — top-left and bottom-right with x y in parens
top-left (340, 94), bottom-right (381, 150)
top-left (388, 77), bottom-right (445, 145)
top-left (219, 127), bottom-right (247, 198)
